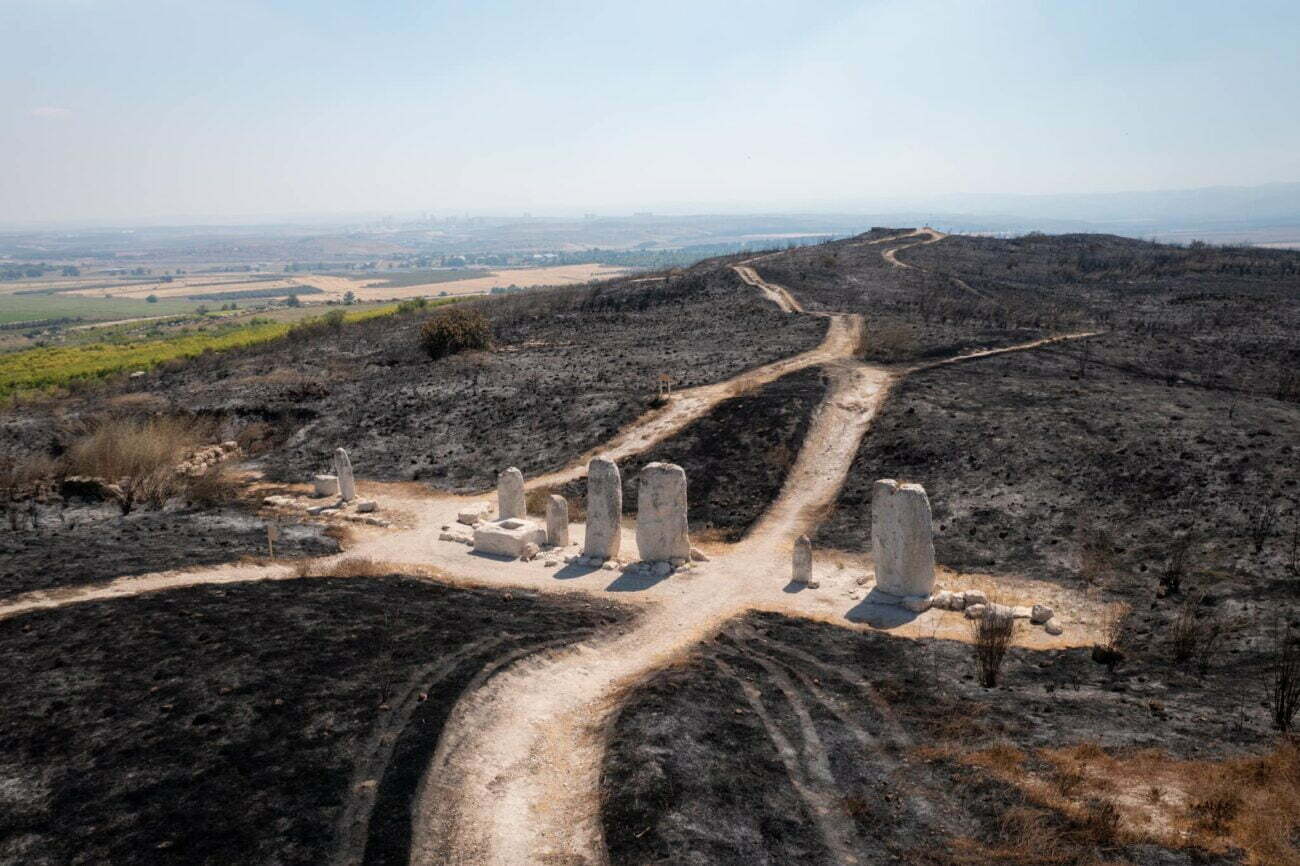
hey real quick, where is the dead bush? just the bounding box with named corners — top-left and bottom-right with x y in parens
top-left (1092, 602), bottom-right (1131, 672)
top-left (971, 608), bottom-right (1016, 687)
top-left (63, 416), bottom-right (204, 513)
top-left (419, 307), bottom-right (491, 360)
top-left (1159, 534), bottom-right (1195, 595)
top-left (1269, 627), bottom-right (1300, 732)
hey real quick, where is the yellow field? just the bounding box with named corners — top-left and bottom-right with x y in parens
top-left (55, 263), bottom-right (627, 303)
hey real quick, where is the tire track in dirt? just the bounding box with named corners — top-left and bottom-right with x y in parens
top-left (713, 655), bottom-right (866, 865)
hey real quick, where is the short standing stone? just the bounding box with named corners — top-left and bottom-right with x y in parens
top-left (312, 474), bottom-right (339, 498)
top-left (497, 467), bottom-right (525, 520)
top-left (870, 479), bottom-right (935, 596)
top-left (546, 495), bottom-right (570, 547)
top-left (792, 534), bottom-right (813, 584)
top-left (583, 457), bottom-right (622, 560)
top-left (334, 448), bottom-right (356, 501)
top-left (636, 462), bottom-right (689, 563)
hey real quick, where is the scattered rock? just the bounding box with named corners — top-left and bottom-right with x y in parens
top-left (965, 603), bottom-right (988, 620)
top-left (1044, 619), bottom-right (1064, 636)
top-left (902, 595), bottom-right (932, 613)
top-left (689, 547), bottom-right (709, 562)
top-left (312, 474), bottom-right (339, 498)
top-left (1031, 604), bottom-right (1054, 625)
top-left (457, 504), bottom-right (490, 525)
top-left (520, 542), bottom-right (540, 562)
top-left (355, 500), bottom-right (377, 513)
top-left (963, 589), bottom-right (988, 607)
top-left (652, 561), bottom-right (673, 578)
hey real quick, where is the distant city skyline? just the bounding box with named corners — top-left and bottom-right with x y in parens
top-left (3, 0), bottom-right (1299, 225)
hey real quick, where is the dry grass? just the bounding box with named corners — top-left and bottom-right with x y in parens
top-left (297, 556), bottom-right (403, 579)
top-left (64, 415), bottom-right (206, 512)
top-left (946, 739), bottom-right (1300, 866)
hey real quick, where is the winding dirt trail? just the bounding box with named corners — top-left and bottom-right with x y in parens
top-left (410, 342), bottom-right (895, 866)
top-left (0, 231), bottom-right (1111, 866)
top-left (732, 263), bottom-right (805, 313)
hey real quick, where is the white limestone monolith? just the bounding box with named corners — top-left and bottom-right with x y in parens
top-left (583, 457), bottom-right (622, 560)
top-left (636, 462), bottom-right (689, 563)
top-left (871, 479), bottom-right (935, 596)
top-left (546, 494), bottom-right (570, 547)
top-left (333, 448), bottom-right (356, 501)
top-left (497, 467), bottom-right (525, 520)
top-left (792, 534), bottom-right (813, 584)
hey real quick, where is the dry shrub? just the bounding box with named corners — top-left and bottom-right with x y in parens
top-left (1269, 627), bottom-right (1300, 732)
top-left (419, 307), bottom-right (491, 359)
top-left (971, 607), bottom-right (1016, 687)
top-left (1092, 602), bottom-right (1131, 671)
top-left (1167, 593), bottom-right (1229, 675)
top-left (64, 416), bottom-right (204, 513)
top-left (319, 557), bottom-right (396, 579)
top-left (943, 806), bottom-right (1075, 865)
top-left (181, 465), bottom-right (239, 508)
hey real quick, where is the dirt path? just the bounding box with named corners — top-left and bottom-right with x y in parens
top-left (410, 345), bottom-right (895, 866)
top-left (527, 312), bottom-right (859, 490)
top-left (0, 236), bottom-right (1110, 865)
top-left (732, 263), bottom-right (805, 313)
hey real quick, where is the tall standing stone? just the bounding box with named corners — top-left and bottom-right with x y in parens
top-left (871, 479), bottom-right (936, 596)
top-left (636, 462), bottom-right (689, 563)
top-left (792, 534), bottom-right (813, 584)
top-left (333, 448), bottom-right (356, 502)
top-left (583, 457), bottom-right (622, 560)
top-left (546, 494), bottom-right (570, 547)
top-left (497, 467), bottom-right (525, 520)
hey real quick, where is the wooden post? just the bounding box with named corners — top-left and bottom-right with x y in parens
top-left (267, 520), bottom-right (280, 558)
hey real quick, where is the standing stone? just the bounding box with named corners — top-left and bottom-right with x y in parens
top-left (333, 448), bottom-right (356, 502)
top-left (497, 467), bottom-right (525, 520)
top-left (546, 494), bottom-right (570, 547)
top-left (583, 457), bottom-right (622, 560)
top-left (870, 479), bottom-right (936, 597)
top-left (636, 462), bottom-right (689, 563)
top-left (792, 534), bottom-right (813, 584)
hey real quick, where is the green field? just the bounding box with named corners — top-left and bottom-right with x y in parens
top-left (0, 293), bottom-right (205, 325)
top-left (0, 303), bottom-right (419, 397)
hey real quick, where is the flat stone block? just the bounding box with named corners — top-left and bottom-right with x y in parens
top-left (473, 517), bottom-right (546, 558)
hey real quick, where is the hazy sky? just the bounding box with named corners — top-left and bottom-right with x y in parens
top-left (3, 0), bottom-right (1299, 225)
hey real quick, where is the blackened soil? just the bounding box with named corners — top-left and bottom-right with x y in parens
top-left (751, 230), bottom-right (1061, 361)
top-left (0, 266), bottom-right (825, 492)
top-left (816, 332), bottom-right (1300, 607)
top-left (603, 612), bottom-right (1246, 866)
top-left (554, 366), bottom-right (829, 542)
top-left (0, 506), bottom-right (337, 600)
top-left (0, 577), bottom-right (630, 865)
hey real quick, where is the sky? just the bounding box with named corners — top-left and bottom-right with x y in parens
top-left (2, 0), bottom-right (1299, 225)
